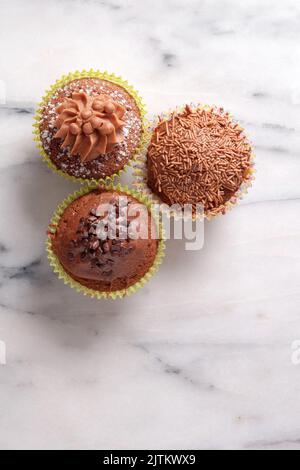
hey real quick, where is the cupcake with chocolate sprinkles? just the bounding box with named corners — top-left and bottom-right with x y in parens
top-left (33, 70), bottom-right (147, 182)
top-left (135, 105), bottom-right (254, 219)
top-left (47, 184), bottom-right (165, 299)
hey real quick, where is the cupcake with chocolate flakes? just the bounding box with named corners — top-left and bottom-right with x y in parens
top-left (33, 70), bottom-right (147, 182)
top-left (47, 184), bottom-right (165, 299)
top-left (134, 105), bottom-right (254, 219)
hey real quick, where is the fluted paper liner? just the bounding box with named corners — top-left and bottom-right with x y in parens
top-left (33, 69), bottom-right (149, 184)
top-left (46, 182), bottom-right (166, 300)
top-left (133, 104), bottom-right (256, 221)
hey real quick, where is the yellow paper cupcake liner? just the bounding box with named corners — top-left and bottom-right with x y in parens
top-left (33, 69), bottom-right (150, 185)
top-left (133, 104), bottom-right (256, 221)
top-left (46, 182), bottom-right (166, 300)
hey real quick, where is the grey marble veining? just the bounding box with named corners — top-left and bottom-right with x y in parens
top-left (0, 0), bottom-right (300, 450)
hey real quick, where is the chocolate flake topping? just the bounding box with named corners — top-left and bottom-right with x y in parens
top-left (147, 106), bottom-right (252, 214)
top-left (67, 198), bottom-right (135, 272)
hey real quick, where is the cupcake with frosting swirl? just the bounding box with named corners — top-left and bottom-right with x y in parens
top-left (34, 70), bottom-right (147, 182)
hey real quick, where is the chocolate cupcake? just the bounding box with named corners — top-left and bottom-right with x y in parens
top-left (135, 105), bottom-right (254, 219)
top-left (34, 70), bottom-right (147, 182)
top-left (47, 184), bottom-right (165, 299)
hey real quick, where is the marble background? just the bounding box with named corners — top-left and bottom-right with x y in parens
top-left (0, 0), bottom-right (300, 450)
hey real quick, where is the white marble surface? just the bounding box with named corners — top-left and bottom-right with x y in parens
top-left (0, 0), bottom-right (300, 450)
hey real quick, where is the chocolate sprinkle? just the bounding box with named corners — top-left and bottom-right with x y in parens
top-left (147, 106), bottom-right (252, 215)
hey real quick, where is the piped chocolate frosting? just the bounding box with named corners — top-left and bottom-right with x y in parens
top-left (54, 91), bottom-right (125, 162)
